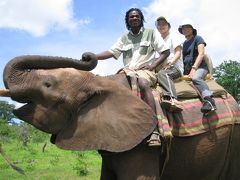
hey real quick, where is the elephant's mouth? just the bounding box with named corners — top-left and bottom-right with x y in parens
top-left (0, 88), bottom-right (34, 119)
top-left (13, 100), bottom-right (35, 119)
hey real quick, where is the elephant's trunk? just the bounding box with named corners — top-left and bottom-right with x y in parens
top-left (3, 52), bottom-right (98, 89)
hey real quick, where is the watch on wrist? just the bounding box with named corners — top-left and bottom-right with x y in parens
top-left (192, 65), bottom-right (197, 70)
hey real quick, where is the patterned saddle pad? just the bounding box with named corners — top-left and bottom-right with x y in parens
top-left (121, 69), bottom-right (240, 137)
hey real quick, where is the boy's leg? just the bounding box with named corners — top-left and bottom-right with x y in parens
top-left (192, 68), bottom-right (216, 114)
top-left (157, 66), bottom-right (180, 98)
top-left (157, 67), bottom-right (183, 112)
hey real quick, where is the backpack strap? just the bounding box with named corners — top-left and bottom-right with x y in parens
top-left (189, 36), bottom-right (197, 58)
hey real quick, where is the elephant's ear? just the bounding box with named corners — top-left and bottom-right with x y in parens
top-left (55, 77), bottom-right (157, 152)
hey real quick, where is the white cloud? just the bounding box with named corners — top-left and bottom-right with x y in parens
top-left (0, 0), bottom-right (90, 37)
top-left (143, 0), bottom-right (240, 66)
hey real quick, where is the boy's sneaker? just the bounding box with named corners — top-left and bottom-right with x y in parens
top-left (161, 97), bottom-right (183, 112)
top-left (201, 96), bottom-right (217, 114)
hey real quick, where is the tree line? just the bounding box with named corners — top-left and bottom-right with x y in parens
top-left (213, 60), bottom-right (240, 104)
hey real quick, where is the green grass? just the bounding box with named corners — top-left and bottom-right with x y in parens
top-left (0, 140), bottom-right (101, 180)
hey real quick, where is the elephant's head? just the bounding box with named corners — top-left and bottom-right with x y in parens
top-left (2, 53), bottom-right (156, 152)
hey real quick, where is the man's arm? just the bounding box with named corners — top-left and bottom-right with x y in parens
top-left (188, 44), bottom-right (205, 77)
top-left (137, 50), bottom-right (170, 71)
top-left (82, 51), bottom-right (114, 62)
top-left (150, 49), bottom-right (170, 71)
top-left (96, 51), bottom-right (114, 60)
top-left (162, 46), bottom-right (181, 70)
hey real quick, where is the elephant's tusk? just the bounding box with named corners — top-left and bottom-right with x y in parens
top-left (0, 89), bottom-right (11, 97)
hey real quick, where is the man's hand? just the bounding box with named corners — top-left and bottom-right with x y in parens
top-left (162, 62), bottom-right (172, 70)
top-left (137, 64), bottom-right (154, 71)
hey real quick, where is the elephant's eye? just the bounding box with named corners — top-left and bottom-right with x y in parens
top-left (42, 75), bottom-right (57, 89)
top-left (44, 82), bottom-right (52, 88)
top-left (24, 69), bottom-right (31, 72)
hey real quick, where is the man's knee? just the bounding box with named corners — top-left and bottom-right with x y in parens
top-left (138, 78), bottom-right (150, 90)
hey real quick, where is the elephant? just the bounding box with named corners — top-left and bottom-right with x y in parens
top-left (1, 53), bottom-right (240, 180)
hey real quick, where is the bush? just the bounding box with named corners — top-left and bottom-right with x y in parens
top-left (72, 152), bottom-right (89, 176)
top-left (49, 154), bottom-right (60, 166)
top-left (0, 120), bottom-right (18, 142)
top-left (17, 122), bottom-right (50, 144)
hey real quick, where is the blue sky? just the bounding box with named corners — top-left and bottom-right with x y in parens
top-left (0, 0), bottom-right (240, 106)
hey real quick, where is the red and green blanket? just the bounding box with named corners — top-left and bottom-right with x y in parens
top-left (170, 95), bottom-right (240, 136)
top-left (125, 69), bottom-right (240, 137)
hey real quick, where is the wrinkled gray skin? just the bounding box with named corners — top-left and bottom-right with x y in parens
top-left (3, 53), bottom-right (240, 180)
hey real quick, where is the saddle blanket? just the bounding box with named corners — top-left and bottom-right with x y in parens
top-left (121, 69), bottom-right (240, 137)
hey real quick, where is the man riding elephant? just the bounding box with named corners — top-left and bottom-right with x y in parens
top-left (86, 8), bottom-right (170, 146)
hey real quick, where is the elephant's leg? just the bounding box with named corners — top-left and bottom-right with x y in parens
top-left (100, 156), bottom-right (117, 180)
top-left (230, 125), bottom-right (240, 177)
top-left (101, 145), bottom-right (161, 180)
top-left (161, 125), bottom-right (233, 180)
top-left (220, 125), bottom-right (240, 180)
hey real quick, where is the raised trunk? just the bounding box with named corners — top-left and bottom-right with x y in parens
top-left (3, 53), bottom-right (97, 89)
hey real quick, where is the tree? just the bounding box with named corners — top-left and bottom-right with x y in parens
top-left (0, 101), bottom-right (18, 141)
top-left (213, 60), bottom-right (240, 103)
top-left (0, 101), bottom-right (16, 124)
